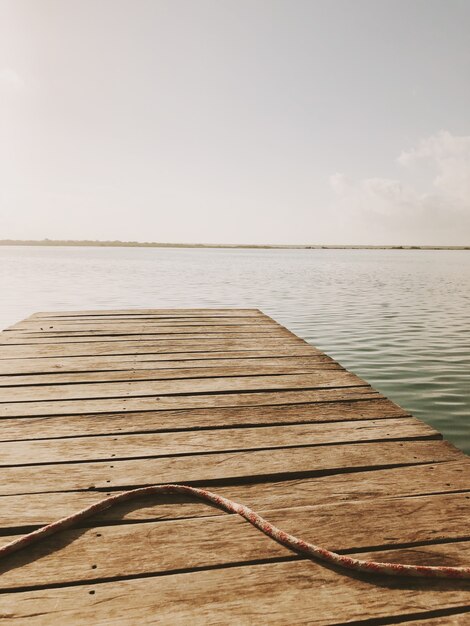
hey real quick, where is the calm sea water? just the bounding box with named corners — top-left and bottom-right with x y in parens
top-left (1, 246), bottom-right (469, 453)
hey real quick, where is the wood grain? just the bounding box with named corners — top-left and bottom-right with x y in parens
top-left (0, 371), bottom-right (364, 403)
top-left (0, 331), bottom-right (296, 345)
top-left (30, 308), bottom-right (264, 317)
top-left (3, 321), bottom-right (282, 334)
top-left (0, 336), bottom-right (309, 359)
top-left (0, 493), bottom-right (469, 591)
top-left (1, 460), bottom-right (468, 530)
top-left (0, 418), bottom-right (438, 466)
top-left (0, 387), bottom-right (379, 418)
top-left (1, 308), bottom-right (468, 625)
top-left (0, 440), bottom-right (462, 495)
top-left (0, 398), bottom-right (409, 440)
top-left (3, 545), bottom-right (470, 625)
top-left (0, 361), bottom-right (341, 387)
top-left (0, 354), bottom-right (334, 375)
top-left (398, 615), bottom-right (470, 625)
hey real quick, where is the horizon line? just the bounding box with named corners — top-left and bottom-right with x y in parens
top-left (0, 239), bottom-right (469, 250)
top-left (0, 238), bottom-right (470, 250)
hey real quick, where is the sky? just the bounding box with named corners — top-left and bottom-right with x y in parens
top-left (1, 0), bottom-right (469, 246)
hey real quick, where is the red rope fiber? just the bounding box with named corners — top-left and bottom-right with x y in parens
top-left (2, 484), bottom-right (469, 579)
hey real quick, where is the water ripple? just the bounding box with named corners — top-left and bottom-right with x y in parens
top-left (1, 246), bottom-right (469, 453)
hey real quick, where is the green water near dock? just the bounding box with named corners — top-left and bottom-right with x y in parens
top-left (1, 246), bottom-right (469, 453)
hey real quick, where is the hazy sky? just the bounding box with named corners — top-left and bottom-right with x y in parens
top-left (1, 0), bottom-right (469, 245)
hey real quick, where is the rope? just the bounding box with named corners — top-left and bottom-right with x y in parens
top-left (1, 484), bottom-right (468, 579)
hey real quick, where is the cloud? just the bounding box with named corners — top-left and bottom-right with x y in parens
top-left (330, 131), bottom-right (470, 223)
top-left (330, 173), bottom-right (421, 217)
top-left (398, 131), bottom-right (470, 207)
top-left (329, 131), bottom-right (470, 243)
top-left (0, 68), bottom-right (25, 92)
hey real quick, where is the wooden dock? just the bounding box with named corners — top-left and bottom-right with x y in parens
top-left (0, 308), bottom-right (469, 624)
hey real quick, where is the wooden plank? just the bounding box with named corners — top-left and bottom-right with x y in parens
top-left (6, 321), bottom-right (277, 332)
top-left (44, 315), bottom-right (272, 323)
top-left (0, 331), bottom-right (296, 345)
top-left (0, 418), bottom-right (438, 466)
top-left (24, 312), bottom-right (266, 323)
top-left (399, 615), bottom-right (470, 625)
top-left (0, 440), bottom-right (461, 495)
top-left (28, 307), bottom-right (267, 319)
top-left (0, 361), bottom-right (342, 387)
top-left (0, 493), bottom-right (469, 591)
top-left (1, 459), bottom-right (468, 530)
top-left (0, 320), bottom-right (293, 343)
top-left (0, 398), bottom-right (410, 441)
top-left (4, 550), bottom-right (470, 625)
top-left (0, 387), bottom-right (379, 418)
top-left (1, 308), bottom-right (468, 625)
top-left (4, 320), bottom-right (280, 337)
top-left (6, 312), bottom-right (271, 329)
top-left (0, 371), bottom-right (365, 403)
top-left (0, 337), bottom-right (308, 359)
top-left (5, 321), bottom-right (282, 332)
top-left (0, 330), bottom-right (287, 343)
top-left (0, 354), bottom-right (334, 375)
top-left (3, 543), bottom-right (469, 626)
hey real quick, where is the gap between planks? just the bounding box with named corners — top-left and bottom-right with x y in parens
top-left (0, 460), bottom-right (468, 531)
top-left (1, 309), bottom-right (469, 626)
top-left (0, 439), bottom-right (463, 495)
top-left (0, 493), bottom-right (470, 595)
top-left (0, 417), bottom-right (440, 466)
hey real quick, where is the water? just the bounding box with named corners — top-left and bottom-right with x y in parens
top-left (1, 245), bottom-right (469, 453)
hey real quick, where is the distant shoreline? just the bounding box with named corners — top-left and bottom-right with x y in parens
top-left (0, 239), bottom-right (469, 250)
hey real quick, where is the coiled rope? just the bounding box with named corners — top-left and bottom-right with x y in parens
top-left (2, 484), bottom-right (469, 579)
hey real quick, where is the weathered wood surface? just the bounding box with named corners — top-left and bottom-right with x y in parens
top-left (6, 324), bottom-right (284, 336)
top-left (399, 615), bottom-right (470, 625)
top-left (3, 323), bottom-right (281, 335)
top-left (0, 398), bottom-right (410, 440)
top-left (1, 493), bottom-right (470, 591)
top-left (28, 308), bottom-right (265, 317)
top-left (0, 308), bottom-right (469, 625)
top-left (0, 337), bottom-right (310, 359)
top-left (0, 440), bottom-right (458, 495)
top-left (0, 386), bottom-right (380, 417)
top-left (0, 353), bottom-right (334, 375)
top-left (1, 460), bottom-right (468, 530)
top-left (0, 370), bottom-right (365, 402)
top-left (0, 360), bottom-right (342, 387)
top-left (0, 418), bottom-right (439, 465)
top-left (3, 546), bottom-right (470, 625)
top-left (0, 332), bottom-right (297, 345)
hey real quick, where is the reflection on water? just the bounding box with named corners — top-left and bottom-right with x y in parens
top-left (1, 246), bottom-right (469, 452)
